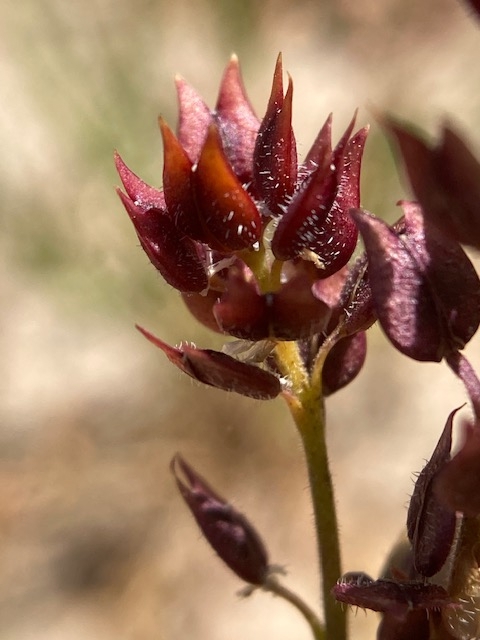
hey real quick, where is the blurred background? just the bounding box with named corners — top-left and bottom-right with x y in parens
top-left (2, 0), bottom-right (480, 638)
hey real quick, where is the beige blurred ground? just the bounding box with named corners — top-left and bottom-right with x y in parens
top-left (2, 0), bottom-right (480, 638)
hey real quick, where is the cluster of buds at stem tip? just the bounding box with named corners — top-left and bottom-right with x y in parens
top-left (116, 53), bottom-right (480, 404)
top-left (116, 54), bottom-right (371, 399)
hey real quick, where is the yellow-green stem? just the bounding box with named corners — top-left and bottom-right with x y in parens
top-left (276, 338), bottom-right (346, 640)
top-left (285, 388), bottom-right (346, 640)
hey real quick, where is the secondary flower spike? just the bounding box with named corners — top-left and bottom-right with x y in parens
top-left (116, 54), bottom-right (368, 342)
top-left (172, 455), bottom-right (270, 585)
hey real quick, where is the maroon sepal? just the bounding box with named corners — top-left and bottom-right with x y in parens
top-left (172, 455), bottom-right (269, 585)
top-left (332, 573), bottom-right (452, 618)
top-left (136, 325), bottom-right (281, 400)
top-left (175, 75), bottom-right (211, 164)
top-left (214, 55), bottom-right (260, 187)
top-left (407, 408), bottom-right (460, 577)
top-left (181, 290), bottom-right (224, 334)
top-left (116, 190), bottom-right (207, 293)
top-left (114, 151), bottom-right (165, 210)
top-left (214, 272), bottom-right (331, 341)
top-left (253, 54), bottom-right (297, 215)
top-left (159, 118), bottom-right (205, 241)
top-left (322, 332), bottom-right (367, 396)
top-left (386, 118), bottom-right (480, 250)
top-left (351, 203), bottom-right (480, 362)
top-left (194, 123), bottom-right (262, 251)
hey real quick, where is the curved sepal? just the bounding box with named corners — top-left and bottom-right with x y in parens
top-left (351, 204), bottom-right (480, 362)
top-left (114, 151), bottom-right (165, 210)
top-left (214, 55), bottom-right (260, 186)
top-left (117, 190), bottom-right (207, 292)
top-left (159, 117), bottom-right (205, 241)
top-left (333, 573), bottom-right (452, 617)
top-left (136, 326), bottom-right (281, 399)
top-left (253, 54), bottom-right (297, 215)
top-left (175, 76), bottom-right (211, 163)
top-left (407, 408), bottom-right (459, 577)
top-left (386, 117), bottom-right (480, 250)
top-left (194, 124), bottom-right (262, 251)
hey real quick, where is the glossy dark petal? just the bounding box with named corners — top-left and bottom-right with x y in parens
top-left (136, 326), bottom-right (281, 399)
top-left (311, 266), bottom-right (349, 309)
top-left (322, 331), bottom-right (367, 396)
top-left (214, 272), bottom-right (331, 341)
top-left (181, 290), bottom-right (224, 334)
top-left (407, 408), bottom-right (460, 577)
top-left (194, 124), bottom-right (262, 251)
top-left (435, 420), bottom-right (480, 517)
top-left (351, 204), bottom-right (480, 362)
top-left (214, 55), bottom-right (260, 186)
top-left (253, 54), bottom-right (297, 215)
top-left (117, 191), bottom-right (207, 293)
top-left (172, 455), bottom-right (269, 585)
top-left (386, 118), bottom-right (480, 250)
top-left (175, 75), bottom-right (211, 163)
top-left (114, 151), bottom-right (165, 210)
top-left (333, 575), bottom-right (452, 617)
top-left (401, 201), bottom-right (480, 351)
top-left (213, 271), bottom-right (270, 340)
top-left (300, 113), bottom-right (332, 178)
top-left (268, 275), bottom-right (331, 340)
top-left (159, 117), bottom-right (206, 241)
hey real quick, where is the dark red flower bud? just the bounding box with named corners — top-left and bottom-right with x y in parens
top-left (272, 125), bottom-right (368, 278)
top-left (172, 455), bottom-right (269, 585)
top-left (115, 152), bottom-right (207, 293)
top-left (352, 202), bottom-right (480, 362)
top-left (194, 123), bottom-right (262, 252)
top-left (407, 408), bottom-right (460, 577)
top-left (322, 331), bottom-right (367, 396)
top-left (385, 117), bottom-right (480, 250)
top-left (254, 54), bottom-right (297, 215)
top-left (117, 55), bottom-right (369, 339)
top-left (136, 325), bottom-right (281, 400)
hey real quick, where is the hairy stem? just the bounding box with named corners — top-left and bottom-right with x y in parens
top-left (281, 376), bottom-right (346, 640)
